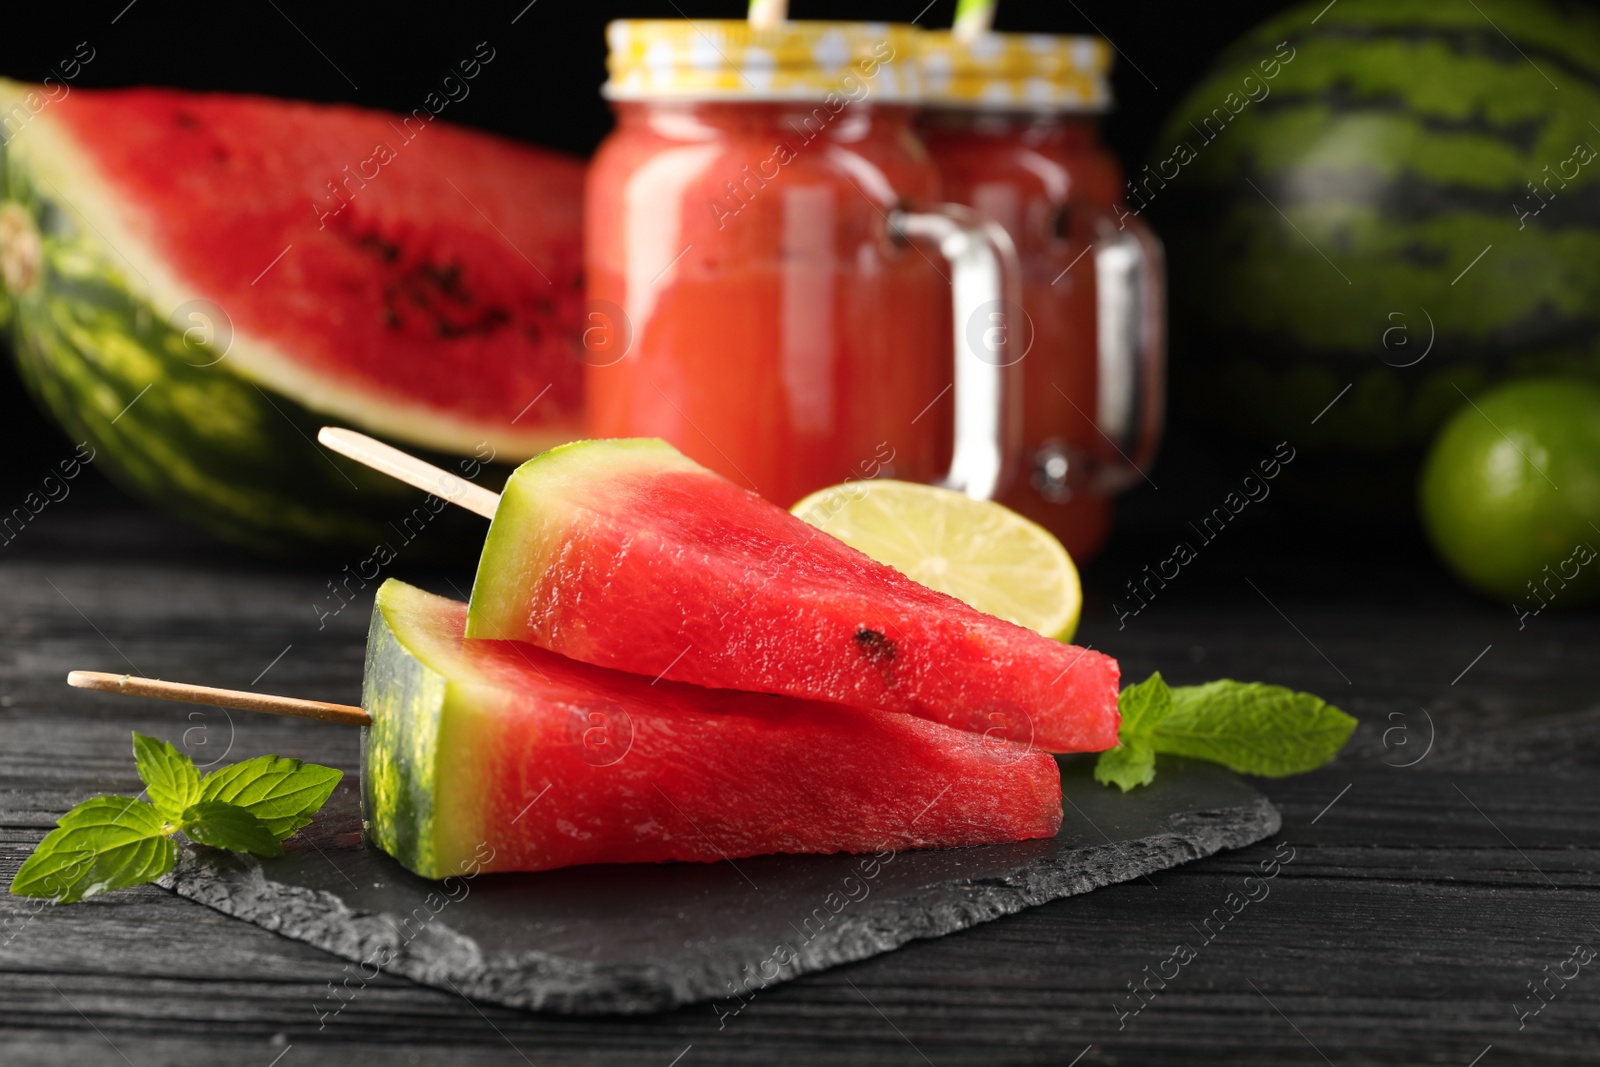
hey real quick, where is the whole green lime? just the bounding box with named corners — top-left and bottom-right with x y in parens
top-left (1419, 379), bottom-right (1600, 604)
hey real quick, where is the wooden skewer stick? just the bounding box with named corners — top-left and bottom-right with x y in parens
top-left (105, 426), bottom-right (503, 731)
top-left (67, 671), bottom-right (371, 727)
top-left (317, 426), bottom-right (500, 520)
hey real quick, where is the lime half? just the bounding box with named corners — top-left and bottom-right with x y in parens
top-left (792, 479), bottom-right (1083, 641)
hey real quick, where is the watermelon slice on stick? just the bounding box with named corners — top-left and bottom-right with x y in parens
top-left (318, 428), bottom-right (1122, 754)
top-left (68, 580), bottom-right (1063, 880)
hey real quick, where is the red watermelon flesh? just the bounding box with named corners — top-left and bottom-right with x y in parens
top-left (467, 439), bottom-right (1122, 755)
top-left (364, 580), bottom-right (1063, 879)
top-left (46, 86), bottom-right (585, 457)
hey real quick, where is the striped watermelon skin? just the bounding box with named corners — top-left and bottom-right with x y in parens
top-left (1152, 0), bottom-right (1600, 469)
top-left (0, 176), bottom-right (489, 554)
top-left (0, 80), bottom-right (584, 556)
top-left (0, 189), bottom-right (387, 552)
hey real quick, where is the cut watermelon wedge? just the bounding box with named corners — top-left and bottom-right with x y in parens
top-left (466, 439), bottom-right (1121, 754)
top-left (364, 579), bottom-right (1063, 879)
top-left (0, 79), bottom-right (584, 552)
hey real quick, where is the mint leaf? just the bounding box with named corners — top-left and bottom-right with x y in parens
top-left (1093, 673), bottom-right (1171, 791)
top-left (1156, 679), bottom-right (1357, 777)
top-left (199, 755), bottom-right (342, 840)
top-left (180, 801), bottom-right (283, 857)
top-left (11, 746), bottom-right (340, 905)
top-left (1094, 673), bottom-right (1355, 790)
top-left (1115, 672), bottom-right (1172, 739)
top-left (132, 732), bottom-right (200, 819)
top-left (1094, 738), bottom-right (1156, 792)
top-left (9, 796), bottom-right (176, 902)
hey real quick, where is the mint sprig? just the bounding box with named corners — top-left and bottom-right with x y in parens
top-left (10, 732), bottom-right (341, 902)
top-left (1095, 673), bottom-right (1356, 792)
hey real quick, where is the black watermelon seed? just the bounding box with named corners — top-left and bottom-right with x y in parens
top-left (854, 628), bottom-right (896, 663)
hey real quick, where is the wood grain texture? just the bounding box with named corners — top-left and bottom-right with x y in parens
top-left (2, 494), bottom-right (1598, 1066)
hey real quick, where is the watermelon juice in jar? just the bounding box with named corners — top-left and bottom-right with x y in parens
top-left (586, 21), bottom-right (1022, 507)
top-left (917, 32), bottom-right (1165, 560)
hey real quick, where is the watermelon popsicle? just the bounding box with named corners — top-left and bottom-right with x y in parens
top-left (71, 579), bottom-right (1064, 879)
top-left (364, 580), bottom-right (1062, 878)
top-left (314, 428), bottom-right (1120, 753)
top-left (457, 438), bottom-right (1121, 753)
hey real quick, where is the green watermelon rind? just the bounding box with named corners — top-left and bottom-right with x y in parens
top-left (0, 82), bottom-right (560, 555)
top-left (0, 183), bottom-right (477, 553)
top-left (464, 438), bottom-right (697, 642)
top-left (362, 581), bottom-right (459, 881)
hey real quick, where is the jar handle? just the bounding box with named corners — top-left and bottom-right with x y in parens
top-left (1087, 209), bottom-right (1166, 494)
top-left (889, 205), bottom-right (1024, 502)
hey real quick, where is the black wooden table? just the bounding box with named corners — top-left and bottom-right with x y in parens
top-left (3, 476), bottom-right (1598, 1066)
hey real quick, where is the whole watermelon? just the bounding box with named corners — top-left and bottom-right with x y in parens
top-left (1152, 0), bottom-right (1600, 508)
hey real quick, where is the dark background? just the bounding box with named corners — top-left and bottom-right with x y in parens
top-left (5, 12), bottom-right (1600, 1065)
top-left (4, 0), bottom-right (1596, 569)
top-left (0, 0), bottom-right (1320, 583)
top-left (0, 0), bottom-right (1299, 505)
top-left (0, 0), bottom-right (1300, 163)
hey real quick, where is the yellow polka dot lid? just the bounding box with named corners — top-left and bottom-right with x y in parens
top-left (603, 20), bottom-right (922, 103)
top-left (919, 31), bottom-right (1112, 112)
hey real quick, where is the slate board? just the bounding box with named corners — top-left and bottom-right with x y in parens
top-left (158, 755), bottom-right (1277, 1015)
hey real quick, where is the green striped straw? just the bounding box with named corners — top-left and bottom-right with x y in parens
top-left (953, 0), bottom-right (997, 41)
top-left (748, 0), bottom-right (786, 30)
